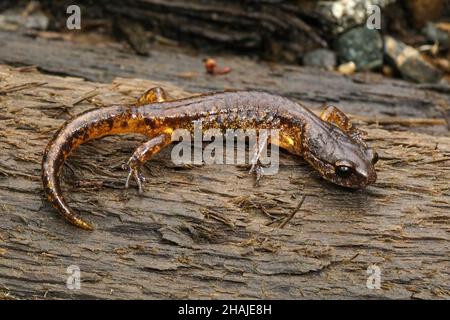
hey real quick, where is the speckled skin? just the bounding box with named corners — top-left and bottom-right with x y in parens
top-left (42, 90), bottom-right (377, 230)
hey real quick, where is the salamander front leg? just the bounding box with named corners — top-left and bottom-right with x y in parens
top-left (136, 87), bottom-right (169, 105)
top-left (123, 133), bottom-right (172, 193)
top-left (249, 131), bottom-right (269, 185)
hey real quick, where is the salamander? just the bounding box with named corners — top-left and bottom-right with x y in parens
top-left (42, 88), bottom-right (378, 231)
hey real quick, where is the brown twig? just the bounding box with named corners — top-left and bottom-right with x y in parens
top-left (72, 88), bottom-right (102, 106)
top-left (352, 116), bottom-right (447, 127)
top-left (0, 82), bottom-right (47, 95)
top-left (279, 195), bottom-right (306, 229)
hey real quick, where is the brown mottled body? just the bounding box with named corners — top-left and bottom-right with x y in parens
top-left (42, 90), bottom-right (377, 230)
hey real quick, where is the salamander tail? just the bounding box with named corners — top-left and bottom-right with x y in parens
top-left (42, 137), bottom-right (94, 231)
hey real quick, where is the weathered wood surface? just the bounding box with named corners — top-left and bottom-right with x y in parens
top-left (0, 64), bottom-right (449, 299)
top-left (0, 30), bottom-right (449, 134)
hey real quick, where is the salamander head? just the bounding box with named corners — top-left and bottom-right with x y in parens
top-left (301, 120), bottom-right (378, 189)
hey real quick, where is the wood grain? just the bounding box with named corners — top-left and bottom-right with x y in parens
top-left (0, 65), bottom-right (449, 299)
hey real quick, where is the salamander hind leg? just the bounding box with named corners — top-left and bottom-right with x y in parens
top-left (136, 87), bottom-right (169, 105)
top-left (320, 105), bottom-right (353, 132)
top-left (123, 133), bottom-right (172, 193)
top-left (320, 105), bottom-right (367, 145)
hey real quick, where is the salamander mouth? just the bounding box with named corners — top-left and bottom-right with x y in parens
top-left (334, 168), bottom-right (377, 189)
top-left (366, 170), bottom-right (377, 186)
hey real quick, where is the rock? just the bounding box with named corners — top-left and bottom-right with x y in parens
top-left (422, 22), bottom-right (450, 49)
top-left (336, 26), bottom-right (383, 70)
top-left (384, 36), bottom-right (443, 83)
top-left (0, 8), bottom-right (48, 31)
top-left (405, 0), bottom-right (444, 29)
top-left (315, 0), bottom-right (396, 34)
top-left (302, 49), bottom-right (336, 70)
top-left (24, 11), bottom-right (49, 30)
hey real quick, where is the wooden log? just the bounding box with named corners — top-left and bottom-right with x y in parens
top-left (0, 65), bottom-right (449, 299)
top-left (37, 0), bottom-right (328, 63)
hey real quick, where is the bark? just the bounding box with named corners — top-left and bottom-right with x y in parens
top-left (0, 64), bottom-right (449, 300)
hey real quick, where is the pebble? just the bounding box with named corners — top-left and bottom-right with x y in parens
top-left (315, 0), bottom-right (395, 34)
top-left (0, 8), bottom-right (49, 31)
top-left (302, 49), bottom-right (336, 70)
top-left (337, 61), bottom-right (356, 75)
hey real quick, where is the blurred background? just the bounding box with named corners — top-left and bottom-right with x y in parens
top-left (0, 0), bottom-right (449, 84)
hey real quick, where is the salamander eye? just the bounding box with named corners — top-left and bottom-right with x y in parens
top-left (336, 165), bottom-right (352, 178)
top-left (372, 152), bottom-right (379, 164)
